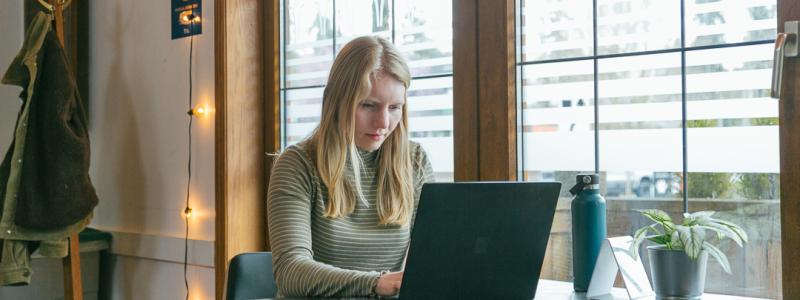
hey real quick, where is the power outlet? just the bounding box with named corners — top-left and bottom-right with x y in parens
top-left (172, 0), bottom-right (202, 40)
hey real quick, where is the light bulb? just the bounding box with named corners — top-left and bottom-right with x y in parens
top-left (184, 207), bottom-right (193, 218)
top-left (187, 104), bottom-right (209, 117)
top-left (180, 12), bottom-right (201, 25)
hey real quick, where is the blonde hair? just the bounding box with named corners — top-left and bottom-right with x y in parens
top-left (310, 36), bottom-right (413, 226)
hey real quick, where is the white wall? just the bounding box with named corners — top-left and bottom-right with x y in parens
top-left (1, 2), bottom-right (216, 299)
top-left (0, 1), bottom-right (23, 155)
top-left (88, 0), bottom-right (216, 299)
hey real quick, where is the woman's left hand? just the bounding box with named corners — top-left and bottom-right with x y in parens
top-left (374, 271), bottom-right (404, 296)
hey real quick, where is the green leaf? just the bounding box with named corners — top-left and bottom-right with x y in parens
top-left (638, 209), bottom-right (672, 224)
top-left (714, 218), bottom-right (749, 244)
top-left (631, 226), bottom-right (648, 259)
top-left (637, 209), bottom-right (676, 232)
top-left (675, 225), bottom-right (706, 259)
top-left (699, 223), bottom-right (743, 247)
top-left (670, 230), bottom-right (683, 250)
top-left (647, 234), bottom-right (671, 245)
top-left (662, 220), bottom-right (676, 233)
top-left (703, 241), bottom-right (731, 274)
top-left (630, 224), bottom-right (661, 259)
top-left (683, 211), bottom-right (715, 226)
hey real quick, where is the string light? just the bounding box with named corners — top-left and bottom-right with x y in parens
top-left (184, 206), bottom-right (193, 219)
top-left (183, 11), bottom-right (200, 300)
top-left (187, 104), bottom-right (208, 117)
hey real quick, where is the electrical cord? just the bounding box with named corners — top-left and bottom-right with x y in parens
top-left (184, 15), bottom-right (196, 300)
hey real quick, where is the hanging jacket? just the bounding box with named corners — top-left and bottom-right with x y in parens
top-left (0, 11), bottom-right (95, 287)
top-left (0, 11), bottom-right (97, 231)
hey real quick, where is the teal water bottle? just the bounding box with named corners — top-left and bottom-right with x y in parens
top-left (569, 174), bottom-right (607, 292)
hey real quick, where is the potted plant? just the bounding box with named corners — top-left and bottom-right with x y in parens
top-left (630, 209), bottom-right (748, 299)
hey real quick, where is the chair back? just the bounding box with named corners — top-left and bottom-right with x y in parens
top-left (225, 252), bottom-right (277, 300)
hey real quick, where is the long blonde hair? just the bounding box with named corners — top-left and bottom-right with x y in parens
top-left (311, 36), bottom-right (413, 226)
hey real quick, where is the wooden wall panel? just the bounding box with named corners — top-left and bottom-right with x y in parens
top-left (215, 1), bottom-right (265, 299)
top-left (213, 0), bottom-right (228, 295)
top-left (453, 0), bottom-right (480, 181)
top-left (453, 0), bottom-right (517, 181)
top-left (476, 0), bottom-right (516, 181)
top-left (264, 0), bottom-right (281, 252)
top-left (779, 0), bottom-right (800, 296)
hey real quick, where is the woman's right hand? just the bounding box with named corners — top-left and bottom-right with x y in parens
top-left (374, 271), bottom-right (404, 296)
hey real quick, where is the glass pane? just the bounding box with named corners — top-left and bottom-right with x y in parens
top-left (520, 60), bottom-right (595, 281)
top-left (408, 76), bottom-right (454, 182)
top-left (520, 0), bottom-right (594, 61)
top-left (286, 0), bottom-right (334, 88)
top-left (285, 87), bottom-right (324, 146)
top-left (686, 44), bottom-right (780, 299)
top-left (598, 53), bottom-right (683, 181)
top-left (685, 0), bottom-right (777, 47)
top-left (596, 0), bottom-right (681, 55)
top-left (521, 61), bottom-right (596, 174)
top-left (395, 0), bottom-right (453, 76)
top-left (598, 53), bottom-right (684, 275)
top-left (335, 0), bottom-right (393, 53)
top-left (284, 0), bottom-right (454, 182)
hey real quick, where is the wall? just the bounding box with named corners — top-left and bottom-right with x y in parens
top-left (87, 0), bottom-right (216, 299)
top-left (1, 2), bottom-right (215, 299)
top-left (0, 0), bottom-right (23, 154)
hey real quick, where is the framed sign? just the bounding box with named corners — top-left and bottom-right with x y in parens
top-left (172, 0), bottom-right (202, 39)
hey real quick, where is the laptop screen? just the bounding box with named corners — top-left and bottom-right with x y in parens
top-left (399, 182), bottom-right (561, 300)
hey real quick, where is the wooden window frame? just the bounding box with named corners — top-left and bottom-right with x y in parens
top-left (453, 0), bottom-right (518, 181)
top-left (778, 0), bottom-right (799, 297)
top-left (214, 0), bottom-right (799, 298)
top-left (213, 1), bottom-right (268, 299)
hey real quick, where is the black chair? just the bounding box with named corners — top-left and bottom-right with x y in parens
top-left (225, 252), bottom-right (278, 300)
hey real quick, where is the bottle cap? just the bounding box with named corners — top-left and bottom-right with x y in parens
top-left (569, 174), bottom-right (600, 195)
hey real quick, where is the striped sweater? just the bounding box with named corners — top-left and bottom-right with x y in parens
top-left (267, 140), bottom-right (435, 297)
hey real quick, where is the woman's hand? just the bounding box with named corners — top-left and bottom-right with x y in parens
top-left (374, 271), bottom-right (404, 296)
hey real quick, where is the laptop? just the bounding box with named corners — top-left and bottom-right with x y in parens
top-left (399, 181), bottom-right (561, 300)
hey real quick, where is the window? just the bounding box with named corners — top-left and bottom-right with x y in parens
top-left (281, 0), bottom-right (454, 181)
top-left (518, 0), bottom-right (780, 298)
top-left (277, 0), bottom-right (782, 297)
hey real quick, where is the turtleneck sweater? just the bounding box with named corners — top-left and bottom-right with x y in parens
top-left (267, 140), bottom-right (434, 297)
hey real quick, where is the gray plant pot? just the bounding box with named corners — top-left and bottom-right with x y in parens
top-left (647, 245), bottom-right (708, 300)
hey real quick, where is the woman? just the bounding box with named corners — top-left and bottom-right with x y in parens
top-left (267, 36), bottom-right (435, 297)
